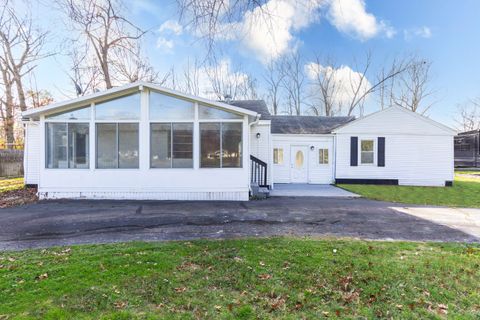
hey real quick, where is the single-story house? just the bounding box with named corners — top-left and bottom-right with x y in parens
top-left (22, 82), bottom-right (456, 201)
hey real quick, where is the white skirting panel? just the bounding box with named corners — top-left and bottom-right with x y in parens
top-left (38, 189), bottom-right (249, 201)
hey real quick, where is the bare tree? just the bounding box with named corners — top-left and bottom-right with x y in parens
top-left (263, 60), bottom-right (284, 115)
top-left (111, 43), bottom-right (160, 84)
top-left (392, 57), bottom-right (435, 114)
top-left (205, 58), bottom-right (257, 100)
top-left (281, 53), bottom-right (306, 115)
top-left (0, 1), bottom-right (49, 147)
top-left (182, 58), bottom-right (201, 96)
top-left (59, 0), bottom-right (148, 90)
top-left (306, 55), bottom-right (342, 116)
top-left (176, 0), bottom-right (268, 53)
top-left (346, 52), bottom-right (410, 116)
top-left (0, 59), bottom-right (15, 147)
top-left (456, 98), bottom-right (480, 131)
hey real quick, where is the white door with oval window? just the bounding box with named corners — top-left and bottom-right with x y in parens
top-left (290, 146), bottom-right (308, 183)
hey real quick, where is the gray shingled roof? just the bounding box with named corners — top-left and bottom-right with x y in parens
top-left (229, 100), bottom-right (272, 120)
top-left (271, 115), bottom-right (355, 134)
top-left (228, 99), bottom-right (355, 134)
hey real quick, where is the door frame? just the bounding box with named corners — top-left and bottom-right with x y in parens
top-left (290, 145), bottom-right (309, 183)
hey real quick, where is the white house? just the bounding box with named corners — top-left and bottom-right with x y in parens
top-left (22, 82), bottom-right (456, 201)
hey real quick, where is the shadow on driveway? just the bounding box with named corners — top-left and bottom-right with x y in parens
top-left (0, 197), bottom-right (478, 251)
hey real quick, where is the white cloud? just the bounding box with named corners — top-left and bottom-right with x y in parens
top-left (327, 0), bottom-right (394, 40)
top-left (156, 37), bottom-right (174, 53)
top-left (159, 20), bottom-right (183, 35)
top-left (404, 26), bottom-right (432, 40)
top-left (305, 62), bottom-right (372, 111)
top-left (228, 0), bottom-right (324, 63)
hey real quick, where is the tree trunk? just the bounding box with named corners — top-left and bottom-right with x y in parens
top-left (13, 73), bottom-right (27, 111)
top-left (0, 67), bottom-right (15, 148)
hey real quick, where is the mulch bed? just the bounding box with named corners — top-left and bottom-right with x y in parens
top-left (0, 187), bottom-right (38, 208)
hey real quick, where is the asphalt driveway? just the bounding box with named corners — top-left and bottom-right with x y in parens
top-left (0, 197), bottom-right (478, 251)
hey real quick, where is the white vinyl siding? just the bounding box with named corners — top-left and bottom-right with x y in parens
top-left (334, 107), bottom-right (455, 186)
top-left (24, 122), bottom-right (40, 185)
top-left (250, 121), bottom-right (273, 185)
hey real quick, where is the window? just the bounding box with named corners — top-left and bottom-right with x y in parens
top-left (200, 122), bottom-right (242, 168)
top-left (46, 105), bottom-right (91, 120)
top-left (149, 91), bottom-right (194, 120)
top-left (151, 123), bottom-right (193, 168)
top-left (295, 150), bottom-right (304, 168)
top-left (199, 105), bottom-right (243, 119)
top-left (360, 139), bottom-right (374, 164)
top-left (273, 148), bottom-right (283, 164)
top-left (96, 123), bottom-right (139, 168)
top-left (95, 93), bottom-right (141, 120)
top-left (46, 123), bottom-right (89, 168)
top-left (319, 149), bottom-right (329, 164)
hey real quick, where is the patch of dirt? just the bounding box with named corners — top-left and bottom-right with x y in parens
top-left (0, 188), bottom-right (38, 208)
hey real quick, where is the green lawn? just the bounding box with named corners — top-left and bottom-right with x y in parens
top-left (338, 175), bottom-right (479, 207)
top-left (0, 239), bottom-right (479, 319)
top-left (0, 177), bottom-right (24, 193)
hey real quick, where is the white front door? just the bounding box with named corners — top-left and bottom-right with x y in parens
top-left (290, 146), bottom-right (308, 183)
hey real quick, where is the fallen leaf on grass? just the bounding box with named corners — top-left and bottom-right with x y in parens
top-left (36, 273), bottom-right (48, 281)
top-left (258, 274), bottom-right (271, 280)
top-left (214, 305), bottom-right (222, 311)
top-left (322, 311), bottom-right (329, 317)
top-left (114, 301), bottom-right (127, 309)
top-left (437, 304), bottom-right (448, 315)
top-left (396, 304), bottom-right (403, 309)
top-left (174, 287), bottom-right (187, 293)
top-left (270, 297), bottom-right (285, 311)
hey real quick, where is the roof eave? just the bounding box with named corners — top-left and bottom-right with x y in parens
top-left (22, 81), bottom-right (258, 119)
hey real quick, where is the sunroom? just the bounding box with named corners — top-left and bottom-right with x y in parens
top-left (23, 83), bottom-right (259, 201)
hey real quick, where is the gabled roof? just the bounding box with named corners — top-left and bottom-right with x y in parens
top-left (22, 81), bottom-right (259, 119)
top-left (271, 115), bottom-right (355, 134)
top-left (333, 106), bottom-right (457, 135)
top-left (229, 100), bottom-right (272, 120)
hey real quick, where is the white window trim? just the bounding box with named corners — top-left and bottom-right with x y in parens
top-left (318, 148), bottom-right (329, 165)
top-left (273, 148), bottom-right (284, 165)
top-left (359, 138), bottom-right (376, 166)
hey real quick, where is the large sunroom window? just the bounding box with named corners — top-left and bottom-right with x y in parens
top-left (96, 123), bottom-right (139, 168)
top-left (200, 122), bottom-right (242, 168)
top-left (95, 93), bottom-right (141, 120)
top-left (150, 123), bottom-right (193, 168)
top-left (149, 91), bottom-right (194, 120)
top-left (46, 123), bottom-right (89, 168)
top-left (199, 105), bottom-right (243, 119)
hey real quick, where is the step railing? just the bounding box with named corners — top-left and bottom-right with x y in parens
top-left (250, 155), bottom-right (268, 188)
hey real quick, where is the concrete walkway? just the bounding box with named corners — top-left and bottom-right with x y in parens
top-left (269, 184), bottom-right (359, 197)
top-left (393, 206), bottom-right (480, 240)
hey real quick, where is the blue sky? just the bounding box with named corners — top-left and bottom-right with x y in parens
top-left (27, 0), bottom-right (480, 127)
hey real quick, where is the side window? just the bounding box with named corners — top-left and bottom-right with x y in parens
top-left (360, 140), bottom-right (375, 164)
top-left (96, 123), bottom-right (139, 168)
top-left (319, 149), bottom-right (329, 164)
top-left (46, 123), bottom-right (89, 169)
top-left (273, 148), bottom-right (283, 164)
top-left (150, 123), bottom-right (194, 168)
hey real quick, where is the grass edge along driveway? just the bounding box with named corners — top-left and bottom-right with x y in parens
top-left (0, 238), bottom-right (479, 319)
top-left (338, 174), bottom-right (479, 208)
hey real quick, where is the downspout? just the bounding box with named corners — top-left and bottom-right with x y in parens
top-left (333, 133), bottom-right (337, 184)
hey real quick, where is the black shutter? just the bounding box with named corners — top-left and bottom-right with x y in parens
top-left (350, 137), bottom-right (358, 166)
top-left (378, 137), bottom-right (385, 167)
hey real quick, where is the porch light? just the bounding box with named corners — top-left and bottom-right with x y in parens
top-left (256, 132), bottom-right (261, 139)
top-left (310, 146), bottom-right (314, 151)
